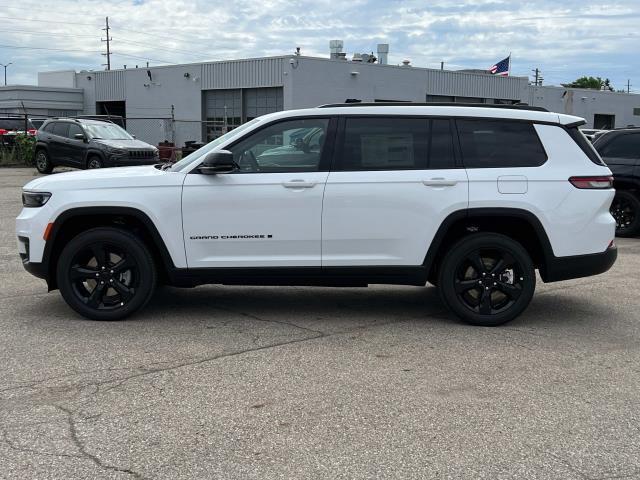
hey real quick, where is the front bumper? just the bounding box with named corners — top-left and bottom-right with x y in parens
top-left (541, 245), bottom-right (617, 283)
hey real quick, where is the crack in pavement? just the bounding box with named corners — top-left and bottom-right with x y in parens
top-left (56, 405), bottom-right (147, 479)
top-left (1, 427), bottom-right (83, 461)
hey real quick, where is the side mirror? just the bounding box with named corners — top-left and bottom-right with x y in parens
top-left (198, 150), bottom-right (238, 175)
top-left (132, 135), bottom-right (136, 139)
top-left (74, 133), bottom-right (87, 142)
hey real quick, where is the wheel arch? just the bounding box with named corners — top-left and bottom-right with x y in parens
top-left (424, 208), bottom-right (555, 283)
top-left (43, 207), bottom-right (176, 290)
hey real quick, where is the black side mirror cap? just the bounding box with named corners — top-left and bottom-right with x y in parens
top-left (198, 150), bottom-right (238, 175)
top-left (74, 133), bottom-right (87, 141)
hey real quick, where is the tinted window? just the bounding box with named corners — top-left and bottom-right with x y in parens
top-left (42, 122), bottom-right (56, 133)
top-left (457, 120), bottom-right (547, 168)
top-left (598, 134), bottom-right (640, 159)
top-left (229, 118), bottom-right (329, 173)
top-left (339, 117), bottom-right (428, 171)
top-left (51, 122), bottom-right (69, 138)
top-left (68, 124), bottom-right (84, 139)
top-left (428, 119), bottom-right (456, 169)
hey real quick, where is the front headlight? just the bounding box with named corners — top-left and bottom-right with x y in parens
top-left (22, 191), bottom-right (51, 208)
top-left (108, 148), bottom-right (127, 156)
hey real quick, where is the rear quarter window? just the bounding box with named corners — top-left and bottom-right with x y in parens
top-left (457, 119), bottom-right (547, 168)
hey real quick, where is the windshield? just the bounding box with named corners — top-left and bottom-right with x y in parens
top-left (84, 123), bottom-right (133, 140)
top-left (170, 118), bottom-right (262, 172)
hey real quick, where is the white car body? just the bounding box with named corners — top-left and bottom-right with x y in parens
top-left (16, 104), bottom-right (617, 324)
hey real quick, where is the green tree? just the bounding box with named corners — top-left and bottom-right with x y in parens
top-left (562, 76), bottom-right (614, 91)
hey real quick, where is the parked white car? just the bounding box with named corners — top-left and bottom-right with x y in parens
top-left (17, 104), bottom-right (617, 325)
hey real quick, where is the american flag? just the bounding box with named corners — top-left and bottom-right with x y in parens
top-left (490, 56), bottom-right (510, 76)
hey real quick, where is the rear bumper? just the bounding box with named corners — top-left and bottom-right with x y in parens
top-left (542, 245), bottom-right (617, 282)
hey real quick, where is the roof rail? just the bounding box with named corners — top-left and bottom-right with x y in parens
top-left (317, 102), bottom-right (549, 112)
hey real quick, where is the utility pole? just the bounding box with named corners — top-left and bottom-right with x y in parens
top-left (627, 79), bottom-right (632, 94)
top-left (101, 17), bottom-right (112, 71)
top-left (531, 68), bottom-right (543, 86)
top-left (0, 62), bottom-right (12, 86)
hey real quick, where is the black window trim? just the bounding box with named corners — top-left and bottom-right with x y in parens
top-left (454, 117), bottom-right (549, 169)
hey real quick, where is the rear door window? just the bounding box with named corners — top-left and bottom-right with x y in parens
top-left (457, 119), bottom-right (547, 168)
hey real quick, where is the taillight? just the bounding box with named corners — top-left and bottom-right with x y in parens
top-left (569, 176), bottom-right (613, 189)
top-left (27, 129), bottom-right (37, 136)
top-left (0, 128), bottom-right (7, 135)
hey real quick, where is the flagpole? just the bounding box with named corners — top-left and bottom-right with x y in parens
top-left (508, 52), bottom-right (512, 76)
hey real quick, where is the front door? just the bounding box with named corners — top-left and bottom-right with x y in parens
top-left (322, 117), bottom-right (468, 266)
top-left (182, 117), bottom-right (334, 268)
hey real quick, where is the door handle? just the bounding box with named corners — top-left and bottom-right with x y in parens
top-left (282, 180), bottom-right (316, 189)
top-left (422, 178), bottom-right (458, 187)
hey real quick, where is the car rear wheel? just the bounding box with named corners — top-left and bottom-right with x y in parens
top-left (35, 149), bottom-right (53, 174)
top-left (87, 156), bottom-right (103, 169)
top-left (610, 191), bottom-right (640, 237)
top-left (56, 228), bottom-right (157, 320)
top-left (438, 233), bottom-right (536, 326)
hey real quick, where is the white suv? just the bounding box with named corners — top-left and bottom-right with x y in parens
top-left (16, 104), bottom-right (617, 326)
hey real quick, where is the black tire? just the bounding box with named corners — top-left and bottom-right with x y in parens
top-left (56, 228), bottom-right (157, 321)
top-left (35, 149), bottom-right (53, 174)
top-left (610, 190), bottom-right (640, 237)
top-left (87, 156), bottom-right (103, 169)
top-left (438, 233), bottom-right (536, 326)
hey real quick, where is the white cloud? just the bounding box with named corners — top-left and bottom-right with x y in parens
top-left (0, 0), bottom-right (637, 91)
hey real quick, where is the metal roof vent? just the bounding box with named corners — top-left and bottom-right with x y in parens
top-left (377, 44), bottom-right (389, 65)
top-left (402, 59), bottom-right (411, 67)
top-left (352, 53), bottom-right (363, 62)
top-left (330, 40), bottom-right (344, 59)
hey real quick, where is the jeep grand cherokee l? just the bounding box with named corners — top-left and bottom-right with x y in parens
top-left (17, 104), bottom-right (617, 326)
top-left (34, 118), bottom-right (159, 173)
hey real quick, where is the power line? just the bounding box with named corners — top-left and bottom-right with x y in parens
top-left (110, 52), bottom-right (178, 65)
top-left (0, 43), bottom-right (100, 54)
top-left (0, 15), bottom-right (101, 27)
top-left (0, 28), bottom-right (98, 38)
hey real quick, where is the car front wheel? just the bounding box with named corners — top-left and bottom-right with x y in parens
top-left (87, 156), bottom-right (104, 169)
top-left (56, 228), bottom-right (157, 320)
top-left (438, 233), bottom-right (536, 326)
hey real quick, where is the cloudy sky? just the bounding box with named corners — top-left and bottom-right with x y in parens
top-left (0, 0), bottom-right (638, 91)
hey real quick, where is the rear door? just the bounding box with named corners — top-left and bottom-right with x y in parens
top-left (322, 116), bottom-right (468, 266)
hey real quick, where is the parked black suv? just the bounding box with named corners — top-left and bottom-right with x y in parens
top-left (34, 118), bottom-right (159, 173)
top-left (593, 128), bottom-right (640, 236)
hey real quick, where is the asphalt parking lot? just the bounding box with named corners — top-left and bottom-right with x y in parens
top-left (1, 167), bottom-right (639, 480)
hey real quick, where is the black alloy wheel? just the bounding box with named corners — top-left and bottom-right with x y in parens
top-left (610, 191), bottom-right (640, 237)
top-left (438, 233), bottom-right (536, 326)
top-left (35, 149), bottom-right (53, 174)
top-left (57, 228), bottom-right (156, 320)
top-left (87, 157), bottom-right (103, 169)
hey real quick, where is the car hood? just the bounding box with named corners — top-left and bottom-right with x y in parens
top-left (92, 138), bottom-right (155, 150)
top-left (23, 165), bottom-right (183, 192)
